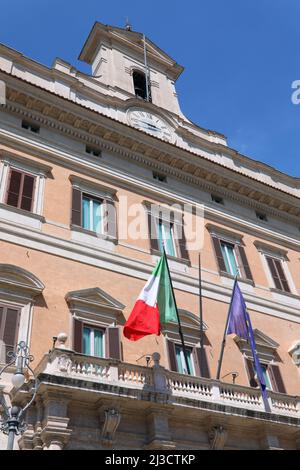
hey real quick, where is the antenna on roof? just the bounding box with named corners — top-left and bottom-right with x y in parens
top-left (125, 17), bottom-right (132, 31)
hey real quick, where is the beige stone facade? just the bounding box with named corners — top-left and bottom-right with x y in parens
top-left (0, 22), bottom-right (299, 450)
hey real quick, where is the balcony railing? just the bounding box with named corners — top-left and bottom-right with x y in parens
top-left (34, 347), bottom-right (300, 419)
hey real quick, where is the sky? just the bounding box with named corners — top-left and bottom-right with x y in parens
top-left (1, 0), bottom-right (300, 178)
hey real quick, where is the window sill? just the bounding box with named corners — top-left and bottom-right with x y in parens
top-left (270, 288), bottom-right (299, 300)
top-left (0, 202), bottom-right (44, 221)
top-left (150, 249), bottom-right (190, 266)
top-left (0, 203), bottom-right (44, 229)
top-left (219, 270), bottom-right (254, 286)
top-left (71, 224), bottom-right (118, 244)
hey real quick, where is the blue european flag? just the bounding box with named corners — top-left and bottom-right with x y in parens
top-left (226, 280), bottom-right (270, 411)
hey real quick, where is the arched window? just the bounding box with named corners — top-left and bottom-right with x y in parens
top-left (132, 70), bottom-right (151, 101)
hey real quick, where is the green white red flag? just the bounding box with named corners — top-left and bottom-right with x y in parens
top-left (123, 252), bottom-right (178, 341)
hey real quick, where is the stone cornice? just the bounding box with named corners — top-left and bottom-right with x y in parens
top-left (1, 75), bottom-right (300, 224)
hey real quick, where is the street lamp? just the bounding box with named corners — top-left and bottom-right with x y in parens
top-left (0, 341), bottom-right (37, 450)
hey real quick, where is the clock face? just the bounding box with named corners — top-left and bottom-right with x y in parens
top-left (127, 109), bottom-right (173, 141)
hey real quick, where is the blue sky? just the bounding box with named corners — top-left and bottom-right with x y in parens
top-left (1, 0), bottom-right (300, 178)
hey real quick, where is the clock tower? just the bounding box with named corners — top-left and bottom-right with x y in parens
top-left (79, 22), bottom-right (185, 122)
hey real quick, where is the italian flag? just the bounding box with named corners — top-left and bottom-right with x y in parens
top-left (124, 253), bottom-right (178, 341)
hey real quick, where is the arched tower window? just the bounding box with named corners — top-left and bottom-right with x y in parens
top-left (132, 70), bottom-right (151, 101)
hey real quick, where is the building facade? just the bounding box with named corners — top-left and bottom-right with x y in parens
top-left (0, 22), bottom-right (299, 450)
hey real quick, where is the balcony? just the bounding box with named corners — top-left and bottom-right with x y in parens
top-left (33, 345), bottom-right (299, 422)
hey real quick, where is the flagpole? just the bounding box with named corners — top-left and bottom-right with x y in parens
top-left (198, 253), bottom-right (205, 376)
top-left (162, 248), bottom-right (191, 375)
top-left (216, 275), bottom-right (238, 380)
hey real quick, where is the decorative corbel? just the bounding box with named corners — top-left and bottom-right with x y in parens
top-left (208, 425), bottom-right (228, 450)
top-left (101, 408), bottom-right (121, 447)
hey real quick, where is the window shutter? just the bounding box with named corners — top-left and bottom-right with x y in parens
top-left (268, 365), bottom-right (286, 394)
top-left (107, 327), bottom-right (121, 360)
top-left (167, 340), bottom-right (177, 372)
top-left (71, 188), bottom-right (82, 226)
top-left (237, 245), bottom-right (253, 282)
top-left (3, 308), bottom-right (20, 364)
top-left (105, 200), bottom-right (117, 239)
top-left (148, 213), bottom-right (159, 251)
top-left (21, 174), bottom-right (35, 212)
top-left (174, 224), bottom-right (190, 261)
top-left (266, 257), bottom-right (282, 290)
top-left (73, 319), bottom-right (83, 353)
top-left (211, 236), bottom-right (227, 273)
top-left (6, 170), bottom-right (22, 208)
top-left (193, 347), bottom-right (210, 378)
top-left (245, 358), bottom-right (258, 388)
top-left (274, 259), bottom-right (290, 293)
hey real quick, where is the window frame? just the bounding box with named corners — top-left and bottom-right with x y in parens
top-left (157, 218), bottom-right (177, 257)
top-left (82, 193), bottom-right (104, 235)
top-left (82, 323), bottom-right (105, 358)
top-left (174, 343), bottom-right (195, 376)
top-left (5, 168), bottom-right (36, 213)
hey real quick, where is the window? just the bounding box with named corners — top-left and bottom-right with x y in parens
top-left (256, 211), bottom-right (268, 222)
top-left (245, 358), bottom-right (286, 393)
top-left (220, 241), bottom-right (240, 276)
top-left (85, 145), bottom-right (101, 157)
top-left (82, 194), bottom-right (103, 234)
top-left (132, 70), bottom-right (151, 101)
top-left (73, 319), bottom-right (121, 360)
top-left (175, 344), bottom-right (195, 375)
top-left (153, 172), bottom-right (167, 183)
top-left (6, 169), bottom-right (35, 212)
top-left (211, 194), bottom-right (224, 205)
top-left (146, 205), bottom-right (190, 262)
top-left (167, 340), bottom-right (210, 378)
top-left (71, 187), bottom-right (117, 239)
top-left (157, 219), bottom-right (176, 257)
top-left (211, 235), bottom-right (253, 281)
top-left (21, 120), bottom-right (40, 134)
top-left (0, 305), bottom-right (20, 364)
top-left (83, 325), bottom-right (104, 358)
top-left (266, 256), bottom-right (290, 293)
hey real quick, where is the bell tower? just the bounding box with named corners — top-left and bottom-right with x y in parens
top-left (79, 22), bottom-right (184, 115)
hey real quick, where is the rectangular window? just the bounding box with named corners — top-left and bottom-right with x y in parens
top-left (0, 305), bottom-right (20, 364)
top-left (6, 169), bottom-right (35, 212)
top-left (175, 345), bottom-right (195, 375)
top-left (211, 236), bottom-right (253, 281)
top-left (157, 219), bottom-right (176, 257)
top-left (21, 120), bottom-right (40, 134)
top-left (82, 194), bottom-right (103, 234)
top-left (153, 172), bottom-right (167, 183)
top-left (261, 364), bottom-right (272, 390)
top-left (82, 326), bottom-right (104, 358)
top-left (220, 241), bottom-right (240, 276)
top-left (266, 256), bottom-right (290, 293)
top-left (85, 145), bottom-right (101, 157)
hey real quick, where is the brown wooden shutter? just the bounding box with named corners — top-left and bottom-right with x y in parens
top-left (167, 340), bottom-right (177, 372)
top-left (268, 365), bottom-right (286, 394)
top-left (73, 319), bottom-right (83, 353)
top-left (266, 257), bottom-right (282, 290)
top-left (71, 188), bottom-right (82, 226)
top-left (211, 236), bottom-right (227, 273)
top-left (237, 245), bottom-right (253, 282)
top-left (6, 170), bottom-right (22, 208)
top-left (20, 174), bottom-right (35, 212)
top-left (274, 259), bottom-right (290, 293)
top-left (245, 358), bottom-right (258, 388)
top-left (148, 212), bottom-right (159, 251)
top-left (193, 347), bottom-right (210, 378)
top-left (174, 223), bottom-right (190, 261)
top-left (105, 200), bottom-right (117, 239)
top-left (3, 308), bottom-right (19, 363)
top-left (107, 327), bottom-right (121, 360)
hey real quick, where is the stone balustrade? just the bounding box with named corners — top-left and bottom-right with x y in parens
top-left (35, 347), bottom-right (300, 419)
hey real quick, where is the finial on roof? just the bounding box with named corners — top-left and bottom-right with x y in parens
top-left (125, 17), bottom-right (132, 31)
